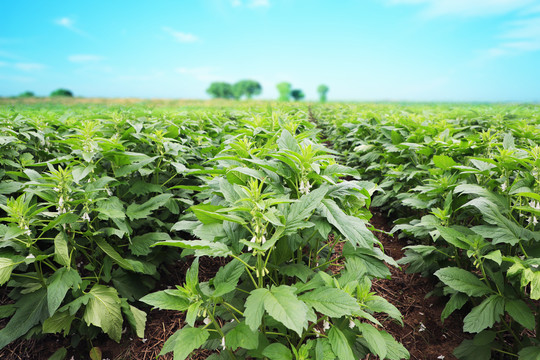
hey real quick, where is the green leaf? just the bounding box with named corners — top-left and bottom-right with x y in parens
top-left (262, 343), bottom-right (293, 360)
top-left (213, 257), bottom-right (245, 297)
top-left (160, 326), bottom-right (209, 360)
top-left (285, 186), bottom-right (328, 234)
top-left (153, 239), bottom-right (232, 257)
top-left (89, 347), bottom-right (102, 360)
top-left (328, 327), bottom-right (354, 360)
top-left (380, 331), bottom-right (410, 360)
top-left (280, 264), bottom-right (314, 283)
top-left (95, 197), bottom-right (125, 220)
top-left (433, 154), bottom-right (457, 170)
top-left (48, 347), bottom-right (67, 360)
top-left (463, 295), bottom-right (504, 333)
top-left (225, 321), bottom-right (259, 350)
top-left (505, 299), bottom-right (535, 330)
top-left (129, 232), bottom-right (171, 256)
top-left (94, 237), bottom-right (134, 271)
top-left (125, 193), bottom-right (173, 220)
top-left (315, 338), bottom-right (335, 360)
top-left (277, 130), bottom-right (301, 153)
top-left (83, 285), bottom-right (123, 342)
top-left (47, 267), bottom-right (82, 315)
top-left (0, 256), bottom-right (20, 285)
top-left (140, 290), bottom-right (190, 311)
top-left (299, 287), bottom-right (360, 317)
top-left (120, 300), bottom-right (147, 338)
top-left (0, 288), bottom-right (48, 349)
top-left (263, 285), bottom-right (308, 337)
top-left (53, 231), bottom-right (70, 266)
top-left (43, 311), bottom-right (75, 336)
top-left (519, 346), bottom-right (540, 360)
top-left (441, 292), bottom-right (468, 322)
top-left (434, 267), bottom-right (491, 297)
top-left (320, 199), bottom-right (376, 248)
top-left (245, 288), bottom-right (269, 332)
top-left (355, 322), bottom-right (387, 359)
top-left (190, 204), bottom-right (246, 225)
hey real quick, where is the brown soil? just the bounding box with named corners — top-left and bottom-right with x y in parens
top-left (369, 210), bottom-right (469, 360)
top-left (0, 212), bottom-right (468, 360)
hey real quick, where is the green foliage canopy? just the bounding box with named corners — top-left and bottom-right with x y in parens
top-left (276, 82), bottom-right (292, 101)
top-left (206, 82), bottom-right (234, 99)
top-left (233, 80), bottom-right (262, 100)
top-left (290, 89), bottom-right (305, 101)
top-left (50, 89), bottom-right (73, 97)
top-left (317, 84), bottom-right (329, 102)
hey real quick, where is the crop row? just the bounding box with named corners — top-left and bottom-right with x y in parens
top-left (321, 104), bottom-right (540, 359)
top-left (0, 105), bottom-right (407, 359)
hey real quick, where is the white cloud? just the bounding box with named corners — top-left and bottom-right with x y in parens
top-left (14, 63), bottom-right (46, 71)
top-left (68, 54), bottom-right (105, 63)
top-left (54, 17), bottom-right (93, 38)
top-left (231, 0), bottom-right (242, 6)
top-left (55, 17), bottom-right (75, 28)
top-left (387, 0), bottom-right (534, 17)
top-left (485, 16), bottom-right (540, 57)
top-left (0, 74), bottom-right (35, 83)
top-left (163, 27), bottom-right (199, 43)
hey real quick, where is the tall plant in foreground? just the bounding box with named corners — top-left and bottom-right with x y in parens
top-left (142, 127), bottom-right (408, 359)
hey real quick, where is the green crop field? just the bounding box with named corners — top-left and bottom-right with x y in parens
top-left (1, 100), bottom-right (540, 360)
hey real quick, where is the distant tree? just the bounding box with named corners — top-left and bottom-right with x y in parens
top-left (290, 89), bottom-right (305, 101)
top-left (317, 84), bottom-right (329, 102)
top-left (18, 91), bottom-right (35, 98)
top-left (207, 82), bottom-right (234, 99)
top-left (276, 82), bottom-right (292, 101)
top-left (233, 80), bottom-right (262, 100)
top-left (50, 88), bottom-right (73, 97)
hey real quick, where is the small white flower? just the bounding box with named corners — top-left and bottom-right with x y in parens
top-left (26, 254), bottom-right (35, 259)
top-left (203, 317), bottom-right (211, 325)
top-left (53, 187), bottom-right (59, 192)
top-left (348, 319), bottom-right (355, 329)
top-left (141, 338), bottom-right (147, 343)
top-left (532, 264), bottom-right (539, 269)
top-left (59, 196), bottom-right (64, 206)
top-left (501, 182), bottom-right (507, 191)
top-left (24, 229), bottom-right (31, 236)
top-left (437, 356), bottom-right (445, 360)
top-left (261, 236), bottom-right (266, 244)
top-left (106, 188), bottom-right (113, 196)
top-left (221, 336), bottom-right (226, 350)
top-left (418, 322), bottom-right (426, 332)
top-left (322, 320), bottom-right (330, 331)
top-left (82, 213), bottom-right (90, 221)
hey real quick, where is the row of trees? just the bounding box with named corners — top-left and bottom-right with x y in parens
top-left (206, 80), bottom-right (262, 100)
top-left (17, 89), bottom-right (74, 98)
top-left (207, 81), bottom-right (330, 102)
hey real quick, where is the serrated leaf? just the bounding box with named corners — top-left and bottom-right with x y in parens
top-left (328, 327), bottom-right (354, 360)
top-left (47, 267), bottom-right (81, 315)
top-left (140, 290), bottom-right (190, 311)
top-left (463, 295), bottom-right (504, 333)
top-left (160, 326), bottom-right (209, 360)
top-left (129, 232), bottom-right (171, 256)
top-left (245, 288), bottom-right (269, 331)
top-left (380, 331), bottom-right (410, 360)
top-left (120, 300), bottom-right (147, 338)
top-left (153, 239), bottom-right (232, 257)
top-left (315, 338), bottom-right (335, 360)
top-left (0, 288), bottom-right (48, 349)
top-left (94, 237), bottom-right (134, 271)
top-left (213, 257), bottom-right (245, 297)
top-left (435, 267), bottom-right (491, 297)
top-left (299, 287), bottom-right (360, 317)
top-left (263, 285), bottom-right (308, 337)
top-left (43, 311), bottom-right (75, 336)
top-left (225, 321), bottom-right (259, 350)
top-left (53, 231), bottom-right (70, 266)
top-left (433, 155), bottom-right (457, 170)
top-left (356, 321), bottom-right (387, 358)
top-left (320, 198), bottom-right (376, 248)
top-left (126, 193), bottom-right (173, 220)
top-left (519, 346), bottom-right (540, 360)
top-left (505, 299), bottom-right (535, 330)
top-left (0, 257), bottom-right (19, 285)
top-left (262, 343), bottom-right (293, 360)
top-left (83, 285), bottom-right (123, 342)
top-left (441, 292), bottom-right (468, 322)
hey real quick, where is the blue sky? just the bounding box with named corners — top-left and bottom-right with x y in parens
top-left (1, 0), bottom-right (540, 101)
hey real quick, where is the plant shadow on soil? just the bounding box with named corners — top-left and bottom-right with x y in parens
top-left (0, 211), bottom-right (468, 360)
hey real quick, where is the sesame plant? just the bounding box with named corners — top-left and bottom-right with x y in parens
top-left (323, 104), bottom-right (540, 359)
top-left (141, 121), bottom-right (408, 359)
